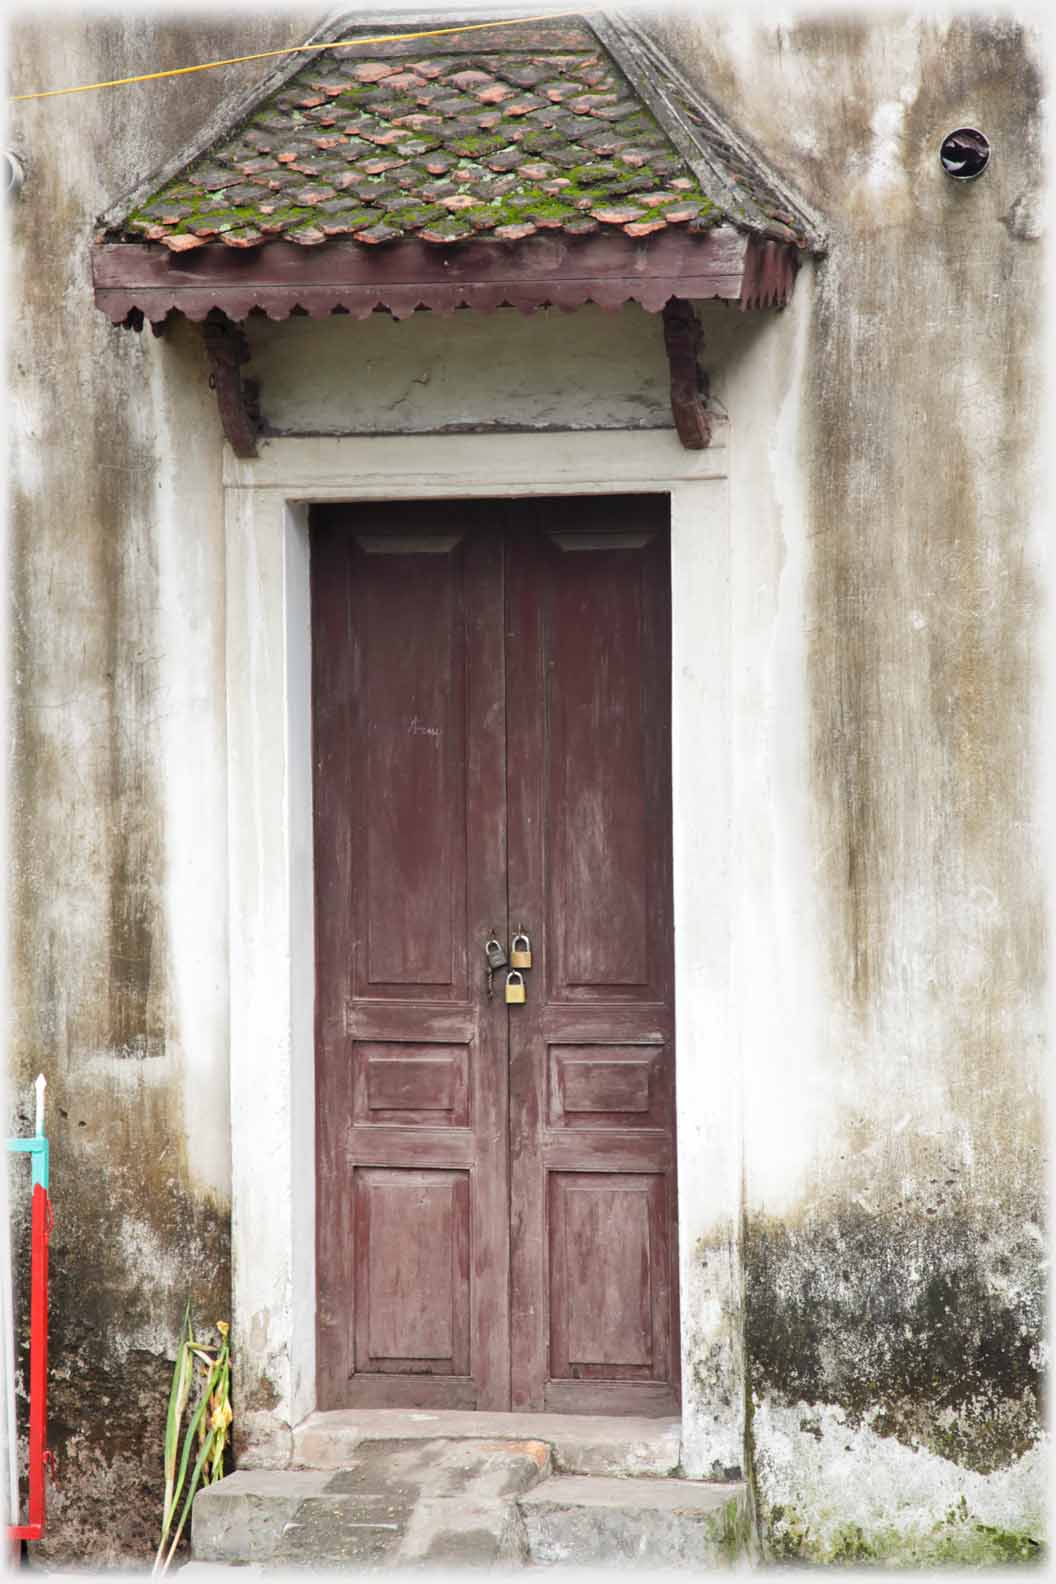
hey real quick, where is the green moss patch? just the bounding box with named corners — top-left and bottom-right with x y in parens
top-left (767, 1502), bottom-right (1044, 1567)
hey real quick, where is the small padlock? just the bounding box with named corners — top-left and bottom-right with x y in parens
top-left (510, 931), bottom-right (532, 969)
top-left (505, 969), bottom-right (527, 1005)
top-left (485, 936), bottom-right (508, 970)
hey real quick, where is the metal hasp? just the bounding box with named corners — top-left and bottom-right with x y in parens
top-left (6, 1075), bottom-right (53, 1546)
top-left (202, 311), bottom-right (260, 458)
top-left (662, 298), bottom-right (711, 450)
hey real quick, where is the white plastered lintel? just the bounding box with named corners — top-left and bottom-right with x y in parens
top-left (222, 427), bottom-right (729, 494)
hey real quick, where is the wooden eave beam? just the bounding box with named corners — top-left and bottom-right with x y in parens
top-left (91, 228), bottom-right (753, 325)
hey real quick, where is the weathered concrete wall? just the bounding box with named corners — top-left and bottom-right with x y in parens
top-left (245, 302), bottom-right (673, 433)
top-left (7, 2), bottom-right (1047, 1570)
top-left (7, 12), bottom-right (313, 1563)
top-left (649, 5), bottom-right (1047, 1565)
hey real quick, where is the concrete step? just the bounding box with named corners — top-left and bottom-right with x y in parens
top-left (291, 1408), bottom-right (681, 1478)
top-left (191, 1429), bottom-right (748, 1570)
top-left (191, 1438), bottom-right (550, 1568)
top-left (518, 1474), bottom-right (748, 1568)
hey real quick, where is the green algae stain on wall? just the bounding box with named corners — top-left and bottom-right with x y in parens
top-left (743, 1201), bottom-right (1046, 1563)
top-left (744, 1205), bottom-right (1044, 1476)
top-left (768, 1502), bottom-right (1044, 1568)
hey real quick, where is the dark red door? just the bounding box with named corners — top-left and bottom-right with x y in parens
top-left (312, 496), bottom-right (677, 1415)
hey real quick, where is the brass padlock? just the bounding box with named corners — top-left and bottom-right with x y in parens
top-left (505, 969), bottom-right (527, 1005)
top-left (510, 931), bottom-right (532, 970)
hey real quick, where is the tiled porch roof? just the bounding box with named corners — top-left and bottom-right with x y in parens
top-left (102, 14), bottom-right (817, 254)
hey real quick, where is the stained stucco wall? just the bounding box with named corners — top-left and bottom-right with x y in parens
top-left (244, 301), bottom-right (676, 433)
top-left (6, 3), bottom-right (1048, 1570)
top-left (7, 12), bottom-right (315, 1562)
top-left (648, 5), bottom-right (1048, 1565)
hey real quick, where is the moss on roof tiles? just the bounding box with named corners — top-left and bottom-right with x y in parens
top-left (120, 35), bottom-right (721, 250)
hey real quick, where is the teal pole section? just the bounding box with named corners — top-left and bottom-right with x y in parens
top-left (5, 1140), bottom-right (49, 1192)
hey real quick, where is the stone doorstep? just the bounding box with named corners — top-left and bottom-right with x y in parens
top-left (290, 1408), bottom-right (682, 1478)
top-left (518, 1474), bottom-right (747, 1568)
top-left (192, 1439), bottom-right (553, 1568)
top-left (190, 1442), bottom-right (748, 1571)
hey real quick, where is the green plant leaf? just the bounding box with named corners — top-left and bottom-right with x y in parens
top-left (153, 1314), bottom-right (232, 1576)
top-left (154, 1303), bottom-right (195, 1571)
top-left (159, 1416), bottom-right (219, 1577)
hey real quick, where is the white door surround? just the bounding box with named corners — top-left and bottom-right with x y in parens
top-left (223, 430), bottom-right (743, 1475)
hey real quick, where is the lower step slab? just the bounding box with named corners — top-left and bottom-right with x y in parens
top-left (518, 1474), bottom-right (748, 1568)
top-left (192, 1439), bottom-right (549, 1568)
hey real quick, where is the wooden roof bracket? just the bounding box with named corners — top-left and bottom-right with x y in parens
top-left (200, 297), bottom-right (711, 456)
top-left (202, 312), bottom-right (259, 458)
top-left (662, 298), bottom-right (711, 450)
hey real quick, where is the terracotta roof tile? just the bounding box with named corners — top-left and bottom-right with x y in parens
top-left (101, 13), bottom-right (824, 261)
top-left (116, 23), bottom-right (721, 251)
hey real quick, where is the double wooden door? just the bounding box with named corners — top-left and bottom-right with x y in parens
top-left (312, 495), bottom-right (677, 1415)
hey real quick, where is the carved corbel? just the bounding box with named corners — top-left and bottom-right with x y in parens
top-left (202, 312), bottom-right (260, 458)
top-left (662, 298), bottom-right (711, 449)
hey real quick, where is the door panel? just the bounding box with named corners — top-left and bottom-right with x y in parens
top-left (548, 542), bottom-right (651, 994)
top-left (355, 1168), bottom-right (471, 1375)
top-left (313, 496), bottom-right (677, 1415)
top-left (353, 1045), bottom-right (470, 1127)
top-left (548, 1172), bottom-right (671, 1378)
top-left (506, 498), bottom-right (678, 1415)
top-left (313, 504), bottom-right (510, 1410)
top-left (549, 1044), bottom-right (670, 1130)
top-left (359, 532), bottom-right (466, 995)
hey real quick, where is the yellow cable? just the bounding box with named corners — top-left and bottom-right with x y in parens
top-left (10, 10), bottom-right (599, 103)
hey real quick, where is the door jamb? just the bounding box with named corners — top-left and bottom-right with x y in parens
top-left (223, 431), bottom-right (741, 1474)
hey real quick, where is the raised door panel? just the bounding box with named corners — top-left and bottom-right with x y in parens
top-left (548, 1172), bottom-right (671, 1381)
top-left (355, 1168), bottom-right (470, 1375)
top-left (548, 545), bottom-right (650, 996)
top-left (549, 1044), bottom-right (669, 1130)
top-left (358, 531), bottom-right (466, 997)
top-left (352, 1044), bottom-right (470, 1128)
